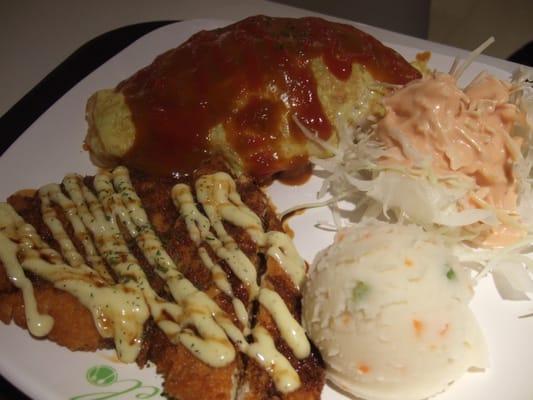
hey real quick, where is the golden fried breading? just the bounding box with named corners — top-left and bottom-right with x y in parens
top-left (131, 170), bottom-right (243, 400)
top-left (148, 328), bottom-right (240, 400)
top-left (238, 258), bottom-right (324, 400)
top-left (0, 284), bottom-right (109, 352)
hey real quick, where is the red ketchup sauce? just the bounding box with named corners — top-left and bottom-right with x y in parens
top-left (117, 16), bottom-right (420, 180)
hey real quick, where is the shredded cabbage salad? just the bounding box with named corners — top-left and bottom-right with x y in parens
top-left (290, 42), bottom-right (533, 300)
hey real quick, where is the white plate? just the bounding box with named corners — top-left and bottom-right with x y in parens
top-left (1, 19), bottom-right (532, 400)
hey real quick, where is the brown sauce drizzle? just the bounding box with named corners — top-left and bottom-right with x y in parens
top-left (277, 161), bottom-right (313, 186)
top-left (117, 16), bottom-right (420, 180)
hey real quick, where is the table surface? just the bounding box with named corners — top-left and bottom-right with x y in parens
top-left (0, 379), bottom-right (30, 400)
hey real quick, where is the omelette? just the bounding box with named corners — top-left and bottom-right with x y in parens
top-left (85, 16), bottom-right (420, 183)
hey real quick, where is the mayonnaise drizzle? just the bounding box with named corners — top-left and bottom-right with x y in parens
top-left (39, 180), bottom-right (181, 360)
top-left (39, 184), bottom-right (113, 282)
top-left (1, 171), bottom-right (244, 366)
top-left (172, 172), bottom-right (311, 393)
top-left (0, 168), bottom-right (310, 393)
top-left (0, 202), bottom-right (148, 361)
top-left (65, 170), bottom-right (243, 367)
top-left (0, 204), bottom-right (54, 337)
top-left (193, 175), bottom-right (261, 298)
top-left (195, 172), bottom-right (306, 289)
top-left (172, 183), bottom-right (251, 333)
top-left (247, 326), bottom-right (302, 393)
top-left (259, 288), bottom-right (310, 359)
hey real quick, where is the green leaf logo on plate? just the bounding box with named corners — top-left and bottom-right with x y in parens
top-left (70, 365), bottom-right (160, 400)
top-left (86, 365), bottom-right (118, 386)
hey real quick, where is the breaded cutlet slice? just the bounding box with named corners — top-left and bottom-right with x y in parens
top-left (131, 160), bottom-right (325, 399)
top-left (190, 160), bottom-right (326, 399)
top-left (130, 170), bottom-right (243, 400)
top-left (0, 283), bottom-right (111, 352)
top-left (235, 188), bottom-right (325, 400)
top-left (238, 257), bottom-right (325, 400)
top-left (0, 191), bottom-right (111, 352)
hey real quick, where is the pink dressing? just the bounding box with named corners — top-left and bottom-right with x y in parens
top-left (375, 71), bottom-right (525, 246)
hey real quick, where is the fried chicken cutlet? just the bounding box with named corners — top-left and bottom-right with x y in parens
top-left (0, 158), bottom-right (325, 399)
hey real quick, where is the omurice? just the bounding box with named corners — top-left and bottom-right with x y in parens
top-left (85, 16), bottom-right (420, 183)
